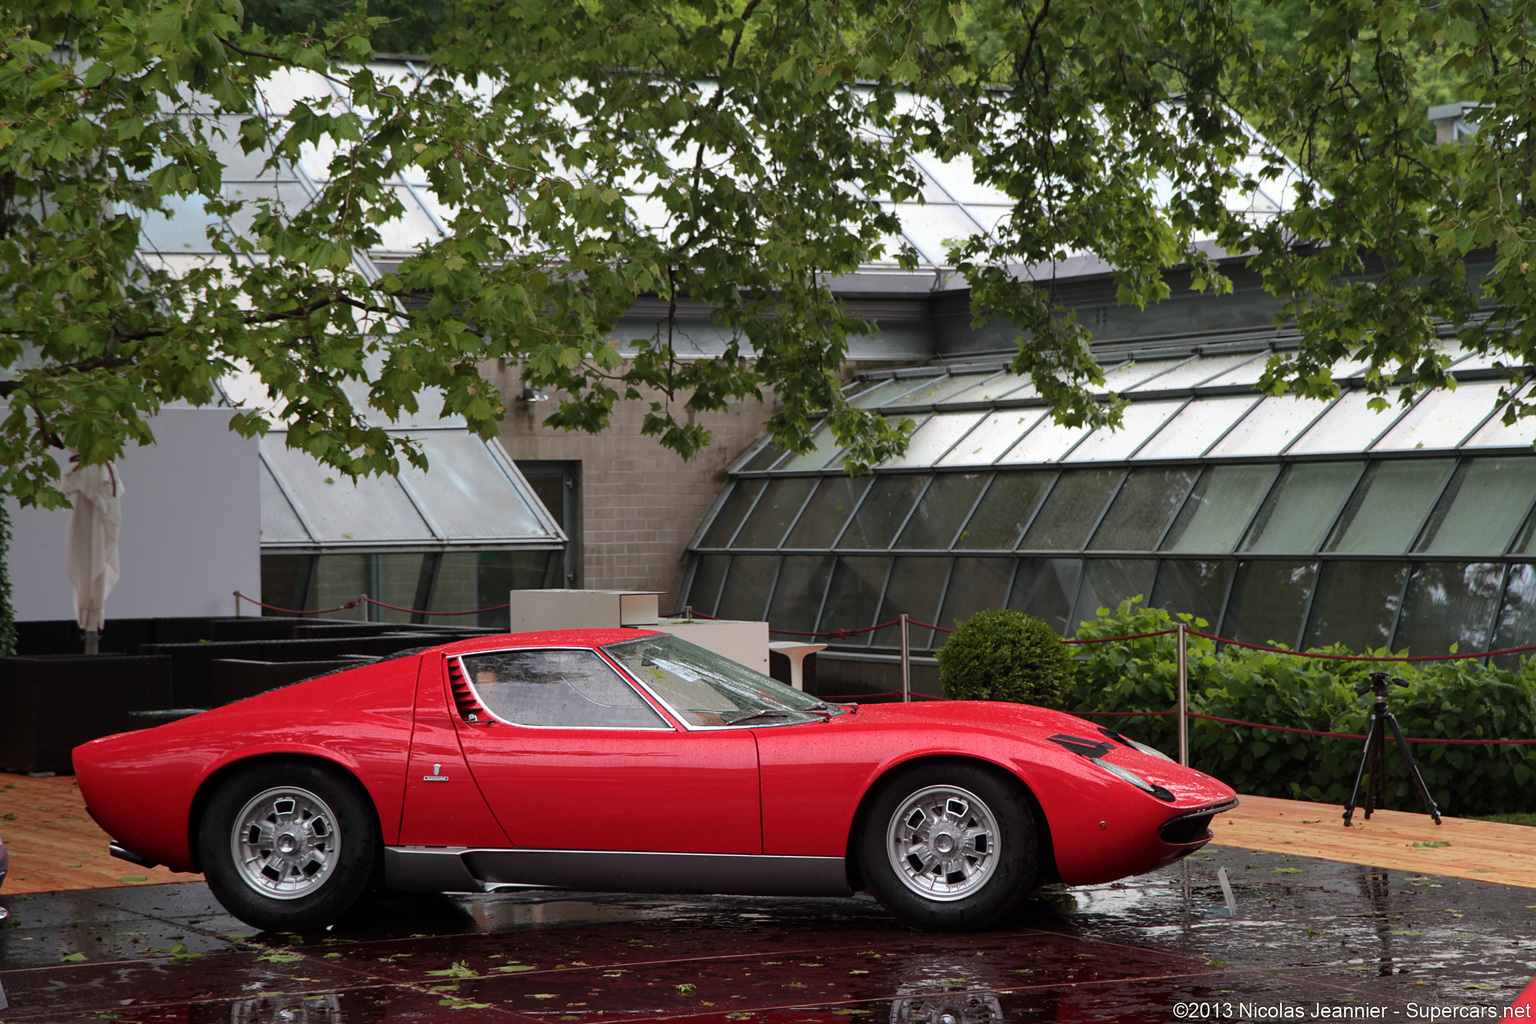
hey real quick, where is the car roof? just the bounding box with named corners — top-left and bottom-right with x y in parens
top-left (428, 628), bottom-right (665, 657)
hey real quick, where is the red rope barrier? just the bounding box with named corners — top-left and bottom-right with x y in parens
top-left (361, 597), bottom-right (510, 617)
top-left (233, 592), bottom-right (358, 616)
top-left (1064, 629), bottom-right (1179, 645)
top-left (1185, 630), bottom-right (1536, 663)
top-left (1074, 709), bottom-right (1536, 745)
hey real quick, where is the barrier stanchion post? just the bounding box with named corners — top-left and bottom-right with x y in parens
top-left (900, 613), bottom-right (911, 703)
top-left (234, 591), bottom-right (242, 617)
top-left (362, 592), bottom-right (371, 623)
top-left (1177, 621), bottom-right (1189, 766)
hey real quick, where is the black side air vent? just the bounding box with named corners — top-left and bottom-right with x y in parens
top-left (1046, 734), bottom-right (1116, 759)
top-left (447, 660), bottom-right (491, 724)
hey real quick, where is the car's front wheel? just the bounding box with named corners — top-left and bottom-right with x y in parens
top-left (857, 762), bottom-right (1036, 931)
top-left (198, 761), bottom-right (379, 931)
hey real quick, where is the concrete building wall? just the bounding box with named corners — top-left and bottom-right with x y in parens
top-left (487, 362), bottom-right (781, 608)
top-left (5, 407), bottom-right (261, 623)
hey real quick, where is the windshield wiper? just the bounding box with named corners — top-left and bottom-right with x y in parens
top-left (721, 708), bottom-right (801, 725)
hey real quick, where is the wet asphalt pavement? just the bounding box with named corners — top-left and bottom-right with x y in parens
top-left (1, 846), bottom-right (1533, 1023)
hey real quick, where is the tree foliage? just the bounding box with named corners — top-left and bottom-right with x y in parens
top-left (3, 0), bottom-right (1535, 507)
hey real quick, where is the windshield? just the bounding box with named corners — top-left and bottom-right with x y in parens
top-left (603, 634), bottom-right (842, 727)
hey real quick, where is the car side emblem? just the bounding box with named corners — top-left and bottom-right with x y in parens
top-left (423, 763), bottom-right (450, 782)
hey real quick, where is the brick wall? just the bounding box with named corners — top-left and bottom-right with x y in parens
top-left (487, 361), bottom-right (780, 609)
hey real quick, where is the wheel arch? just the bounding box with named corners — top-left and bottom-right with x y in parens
top-left (186, 753), bottom-right (379, 874)
top-left (843, 753), bottom-right (1058, 892)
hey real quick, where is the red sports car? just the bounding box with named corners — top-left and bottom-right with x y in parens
top-left (73, 629), bottom-right (1236, 932)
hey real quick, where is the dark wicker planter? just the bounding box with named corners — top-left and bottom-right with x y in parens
top-left (0, 655), bottom-right (174, 774)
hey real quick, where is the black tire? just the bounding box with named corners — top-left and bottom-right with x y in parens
top-left (198, 761), bottom-right (380, 932)
top-left (856, 761), bottom-right (1036, 931)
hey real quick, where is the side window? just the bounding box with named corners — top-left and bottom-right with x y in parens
top-left (460, 649), bottom-right (669, 729)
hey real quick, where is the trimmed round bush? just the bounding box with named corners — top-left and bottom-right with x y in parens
top-left (937, 609), bottom-right (1074, 707)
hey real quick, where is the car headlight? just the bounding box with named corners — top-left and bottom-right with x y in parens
top-left (1090, 757), bottom-right (1175, 802)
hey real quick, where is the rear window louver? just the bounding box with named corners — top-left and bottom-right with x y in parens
top-left (447, 660), bottom-right (490, 723)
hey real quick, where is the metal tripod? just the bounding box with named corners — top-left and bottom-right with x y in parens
top-left (1343, 672), bottom-right (1442, 826)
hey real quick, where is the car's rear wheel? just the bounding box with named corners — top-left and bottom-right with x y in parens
top-left (198, 761), bottom-right (379, 931)
top-left (857, 762), bottom-right (1036, 931)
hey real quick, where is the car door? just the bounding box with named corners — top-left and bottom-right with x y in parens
top-left (448, 646), bottom-right (762, 855)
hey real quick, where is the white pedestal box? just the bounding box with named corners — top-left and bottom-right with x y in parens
top-left (507, 589), bottom-right (663, 632)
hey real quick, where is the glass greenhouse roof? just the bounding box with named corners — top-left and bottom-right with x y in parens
top-left (688, 348), bottom-right (1536, 663)
top-left (259, 427), bottom-right (564, 551)
top-left (134, 63), bottom-right (1303, 277)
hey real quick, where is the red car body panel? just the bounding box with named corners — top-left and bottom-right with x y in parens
top-left (76, 654), bottom-right (420, 871)
top-left (74, 627), bottom-right (1236, 895)
top-left (755, 701), bottom-right (1232, 883)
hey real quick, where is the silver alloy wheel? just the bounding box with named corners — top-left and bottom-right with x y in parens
top-left (229, 785), bottom-right (341, 900)
top-left (885, 783), bottom-right (1001, 901)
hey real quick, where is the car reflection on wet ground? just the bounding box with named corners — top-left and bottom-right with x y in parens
top-left (1, 845), bottom-right (1532, 1023)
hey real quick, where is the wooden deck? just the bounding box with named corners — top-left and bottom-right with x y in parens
top-left (1, 773), bottom-right (1532, 895)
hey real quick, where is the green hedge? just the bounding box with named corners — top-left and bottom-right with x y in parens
top-left (937, 609), bottom-right (1074, 707)
top-left (1067, 599), bottom-right (1536, 816)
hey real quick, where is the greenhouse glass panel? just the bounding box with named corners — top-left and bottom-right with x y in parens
top-left (1393, 562), bottom-right (1503, 657)
top-left (1088, 467), bottom-right (1199, 550)
top-left (955, 471), bottom-right (1056, 549)
top-left (818, 556), bottom-right (893, 647)
top-left (730, 477), bottom-right (818, 548)
top-left (870, 557), bottom-right (952, 650)
top-left (1463, 386), bottom-right (1535, 448)
top-left (715, 555), bottom-right (781, 621)
top-left (476, 551), bottom-right (559, 629)
top-left (999, 418), bottom-right (1094, 464)
top-left (939, 410), bottom-right (1046, 467)
top-left (260, 462), bottom-right (309, 545)
top-left (940, 372), bottom-right (1038, 405)
top-left (1065, 400), bottom-right (1185, 461)
top-left (1207, 395), bottom-right (1333, 457)
top-left (397, 433), bottom-right (553, 542)
top-left (1221, 560), bottom-right (1319, 649)
top-left (684, 554), bottom-right (730, 616)
top-left (1019, 469), bottom-right (1125, 551)
top-left (1492, 565), bottom-right (1536, 669)
top-left (1324, 459), bottom-right (1455, 554)
top-left (784, 476), bottom-right (872, 549)
top-left (836, 475), bottom-right (928, 549)
top-left (1240, 462), bottom-right (1361, 553)
top-left (883, 412), bottom-right (985, 468)
top-left (312, 553), bottom-right (369, 619)
top-left (737, 439), bottom-right (785, 472)
top-left (1126, 352), bottom-right (1262, 391)
top-left (884, 374), bottom-right (993, 407)
top-left (1301, 561), bottom-right (1409, 652)
top-left (1162, 465), bottom-right (1278, 553)
top-left (428, 552), bottom-right (478, 617)
top-left (896, 473), bottom-right (989, 549)
top-left (1071, 560), bottom-right (1158, 631)
top-left (776, 423), bottom-right (844, 471)
top-left (1288, 390), bottom-right (1409, 454)
top-left (767, 555), bottom-right (837, 636)
top-left (699, 479), bottom-right (765, 547)
top-left (1133, 396), bottom-right (1261, 460)
top-left (1198, 352), bottom-right (1274, 388)
top-left (1008, 558), bottom-right (1084, 636)
top-left (937, 558), bottom-right (1015, 636)
top-left (1151, 560), bottom-right (1234, 629)
top-left (370, 552), bottom-right (428, 625)
top-left (262, 441), bottom-right (434, 543)
top-left (850, 378), bottom-right (930, 409)
top-left (1098, 359), bottom-right (1187, 394)
top-left (1415, 457), bottom-right (1536, 554)
top-left (1374, 382), bottom-right (1507, 451)
top-left (928, 371), bottom-right (1001, 405)
top-left (894, 204), bottom-right (986, 267)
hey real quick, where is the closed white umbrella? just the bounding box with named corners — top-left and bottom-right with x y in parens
top-left (62, 458), bottom-right (123, 654)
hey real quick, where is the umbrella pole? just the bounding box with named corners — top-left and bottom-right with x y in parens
top-left (84, 629), bottom-right (99, 655)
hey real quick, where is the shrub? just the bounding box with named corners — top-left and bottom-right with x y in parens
top-left (938, 609), bottom-right (1074, 707)
top-left (1066, 597), bottom-right (1536, 816)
